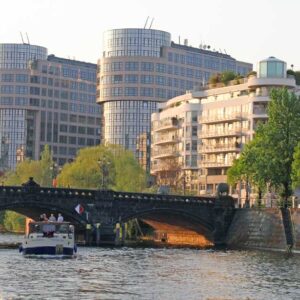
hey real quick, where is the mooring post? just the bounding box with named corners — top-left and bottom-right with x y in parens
top-left (121, 223), bottom-right (126, 244)
top-left (115, 222), bottom-right (121, 246)
top-left (85, 223), bottom-right (92, 246)
top-left (96, 223), bottom-right (101, 246)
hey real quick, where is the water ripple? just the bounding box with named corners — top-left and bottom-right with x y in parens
top-left (0, 236), bottom-right (299, 299)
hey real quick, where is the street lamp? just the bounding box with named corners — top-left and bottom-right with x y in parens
top-left (97, 157), bottom-right (110, 189)
top-left (50, 163), bottom-right (58, 187)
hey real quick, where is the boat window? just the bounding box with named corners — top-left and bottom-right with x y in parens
top-left (42, 224), bottom-right (56, 233)
top-left (29, 223), bottom-right (42, 233)
top-left (56, 224), bottom-right (69, 233)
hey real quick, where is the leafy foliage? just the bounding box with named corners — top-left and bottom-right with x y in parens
top-left (228, 88), bottom-right (300, 204)
top-left (3, 145), bottom-right (53, 186)
top-left (57, 144), bottom-right (146, 192)
top-left (3, 211), bottom-right (25, 232)
top-left (287, 69), bottom-right (300, 85)
top-left (292, 142), bottom-right (300, 188)
top-left (0, 145), bottom-right (53, 232)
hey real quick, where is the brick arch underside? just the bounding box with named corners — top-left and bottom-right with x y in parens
top-left (123, 209), bottom-right (214, 247)
top-left (0, 203), bottom-right (87, 229)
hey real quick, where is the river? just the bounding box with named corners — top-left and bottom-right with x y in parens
top-left (0, 234), bottom-right (299, 300)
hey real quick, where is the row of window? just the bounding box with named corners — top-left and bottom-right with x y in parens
top-left (41, 65), bottom-right (96, 82)
top-left (102, 61), bottom-right (210, 77)
top-left (101, 87), bottom-right (186, 99)
top-left (0, 74), bottom-right (96, 92)
top-left (101, 74), bottom-right (204, 86)
top-left (0, 84), bottom-right (96, 102)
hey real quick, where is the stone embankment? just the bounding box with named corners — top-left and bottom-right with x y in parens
top-left (226, 208), bottom-right (300, 253)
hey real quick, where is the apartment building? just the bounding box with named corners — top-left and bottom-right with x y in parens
top-left (97, 28), bottom-right (252, 159)
top-left (0, 43), bottom-right (100, 171)
top-left (151, 57), bottom-right (297, 199)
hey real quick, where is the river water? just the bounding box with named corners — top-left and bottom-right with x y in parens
top-left (0, 234), bottom-right (299, 300)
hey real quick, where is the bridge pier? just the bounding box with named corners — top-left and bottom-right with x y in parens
top-left (213, 194), bottom-right (235, 247)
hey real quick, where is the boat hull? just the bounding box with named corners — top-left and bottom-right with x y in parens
top-left (22, 246), bottom-right (74, 256)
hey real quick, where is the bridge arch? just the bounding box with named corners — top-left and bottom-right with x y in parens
top-left (0, 202), bottom-right (87, 229)
top-left (119, 207), bottom-right (215, 246)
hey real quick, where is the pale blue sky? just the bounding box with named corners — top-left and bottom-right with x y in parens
top-left (0, 0), bottom-right (299, 69)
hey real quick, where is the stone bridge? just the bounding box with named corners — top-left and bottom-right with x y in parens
top-left (0, 178), bottom-right (235, 247)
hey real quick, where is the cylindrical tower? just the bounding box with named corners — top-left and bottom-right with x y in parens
top-left (0, 44), bottom-right (47, 69)
top-left (97, 28), bottom-right (171, 151)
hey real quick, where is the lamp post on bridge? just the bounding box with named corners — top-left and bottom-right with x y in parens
top-left (97, 157), bottom-right (111, 189)
top-left (50, 163), bottom-right (58, 187)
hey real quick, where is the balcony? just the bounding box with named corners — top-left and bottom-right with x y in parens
top-left (152, 149), bottom-right (179, 159)
top-left (247, 75), bottom-right (296, 89)
top-left (199, 112), bottom-right (244, 124)
top-left (199, 144), bottom-right (242, 154)
top-left (152, 135), bottom-right (179, 146)
top-left (199, 160), bottom-right (234, 168)
top-left (152, 118), bottom-right (179, 132)
top-left (151, 163), bottom-right (180, 173)
top-left (252, 107), bottom-right (268, 119)
top-left (199, 128), bottom-right (243, 139)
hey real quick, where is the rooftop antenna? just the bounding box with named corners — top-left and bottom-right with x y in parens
top-left (149, 18), bottom-right (154, 29)
top-left (20, 32), bottom-right (25, 44)
top-left (144, 16), bottom-right (149, 29)
top-left (26, 32), bottom-right (30, 44)
top-left (178, 36), bottom-right (181, 44)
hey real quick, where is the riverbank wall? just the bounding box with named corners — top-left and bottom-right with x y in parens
top-left (226, 208), bottom-right (300, 252)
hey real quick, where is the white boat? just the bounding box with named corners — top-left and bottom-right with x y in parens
top-left (20, 221), bottom-right (77, 257)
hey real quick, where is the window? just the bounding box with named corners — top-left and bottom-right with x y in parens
top-left (141, 62), bottom-right (154, 72)
top-left (140, 75), bottom-right (154, 84)
top-left (125, 87), bottom-right (138, 96)
top-left (140, 88), bottom-right (153, 97)
top-left (125, 62), bottom-right (139, 71)
top-left (125, 74), bottom-right (138, 83)
top-left (16, 74), bottom-right (28, 82)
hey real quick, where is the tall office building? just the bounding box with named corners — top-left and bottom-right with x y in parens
top-left (0, 43), bottom-right (100, 171)
top-left (97, 28), bottom-right (252, 154)
top-left (151, 57), bottom-right (297, 204)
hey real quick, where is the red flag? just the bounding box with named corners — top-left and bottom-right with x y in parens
top-left (75, 204), bottom-right (84, 214)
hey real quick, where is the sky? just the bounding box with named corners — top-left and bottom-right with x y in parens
top-left (0, 0), bottom-right (299, 70)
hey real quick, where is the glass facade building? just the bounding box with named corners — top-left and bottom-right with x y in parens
top-left (0, 44), bottom-right (100, 171)
top-left (97, 28), bottom-right (253, 154)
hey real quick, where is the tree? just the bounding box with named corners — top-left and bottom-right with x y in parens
top-left (57, 145), bottom-right (115, 189)
top-left (57, 144), bottom-right (147, 192)
top-left (264, 88), bottom-right (300, 204)
top-left (3, 145), bottom-right (54, 186)
top-left (220, 71), bottom-right (236, 85)
top-left (1, 146), bottom-right (54, 232)
top-left (229, 88), bottom-right (300, 206)
top-left (292, 142), bottom-right (300, 189)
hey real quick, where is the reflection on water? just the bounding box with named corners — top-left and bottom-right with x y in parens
top-left (0, 234), bottom-right (299, 300)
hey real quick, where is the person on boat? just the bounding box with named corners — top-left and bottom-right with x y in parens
top-left (57, 213), bottom-right (64, 222)
top-left (43, 214), bottom-right (48, 221)
top-left (39, 214), bottom-right (44, 221)
top-left (48, 214), bottom-right (56, 222)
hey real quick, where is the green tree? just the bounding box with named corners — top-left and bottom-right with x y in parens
top-left (3, 145), bottom-right (54, 186)
top-left (229, 88), bottom-right (300, 206)
top-left (292, 142), bottom-right (300, 188)
top-left (57, 144), bottom-right (146, 192)
top-left (3, 211), bottom-right (25, 232)
top-left (1, 146), bottom-right (54, 232)
top-left (264, 88), bottom-right (300, 204)
top-left (220, 71), bottom-right (236, 85)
